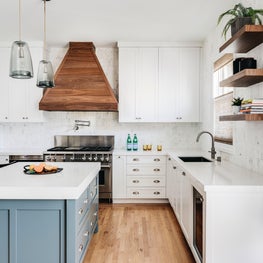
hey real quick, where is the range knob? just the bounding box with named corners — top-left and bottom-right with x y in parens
top-left (88, 154), bottom-right (92, 161)
top-left (46, 156), bottom-right (51, 162)
top-left (100, 155), bottom-right (104, 162)
top-left (70, 154), bottom-right (75, 161)
top-left (82, 154), bottom-right (86, 161)
top-left (51, 156), bottom-right (57, 162)
top-left (93, 155), bottom-right (98, 161)
top-left (105, 155), bottom-right (110, 162)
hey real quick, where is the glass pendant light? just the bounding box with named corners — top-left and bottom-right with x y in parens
top-left (36, 0), bottom-right (55, 88)
top-left (9, 0), bottom-right (34, 79)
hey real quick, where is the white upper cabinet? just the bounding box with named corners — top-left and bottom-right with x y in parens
top-left (118, 47), bottom-right (158, 122)
top-left (178, 48), bottom-right (200, 122)
top-left (118, 42), bottom-right (201, 122)
top-left (0, 43), bottom-right (44, 122)
top-left (0, 47), bottom-right (10, 121)
top-left (158, 48), bottom-right (180, 121)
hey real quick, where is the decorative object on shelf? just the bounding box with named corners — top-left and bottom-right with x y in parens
top-left (232, 97), bottom-right (243, 114)
top-left (233, 57), bottom-right (257, 74)
top-left (36, 0), bottom-right (55, 88)
top-left (217, 3), bottom-right (263, 39)
top-left (240, 98), bottom-right (263, 114)
top-left (9, 0), bottom-right (34, 79)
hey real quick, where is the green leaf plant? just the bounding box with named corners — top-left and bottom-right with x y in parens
top-left (217, 3), bottom-right (263, 39)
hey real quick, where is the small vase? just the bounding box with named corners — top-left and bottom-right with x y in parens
top-left (232, 105), bottom-right (241, 114)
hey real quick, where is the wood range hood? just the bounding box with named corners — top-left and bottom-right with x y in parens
top-left (39, 42), bottom-right (118, 111)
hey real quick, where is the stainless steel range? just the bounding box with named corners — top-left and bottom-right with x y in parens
top-left (43, 135), bottom-right (114, 202)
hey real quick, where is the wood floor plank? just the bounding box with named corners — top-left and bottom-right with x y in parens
top-left (84, 204), bottom-right (195, 263)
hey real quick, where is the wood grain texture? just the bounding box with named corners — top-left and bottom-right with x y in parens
top-left (219, 25), bottom-right (263, 53)
top-left (84, 204), bottom-right (195, 263)
top-left (39, 42), bottom-right (118, 111)
top-left (220, 69), bottom-right (263, 87)
top-left (220, 114), bottom-right (263, 121)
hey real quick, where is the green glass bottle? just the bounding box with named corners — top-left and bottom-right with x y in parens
top-left (127, 134), bottom-right (132, 151)
top-left (133, 134), bottom-right (138, 151)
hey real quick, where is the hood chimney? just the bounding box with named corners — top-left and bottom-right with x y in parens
top-left (39, 42), bottom-right (118, 111)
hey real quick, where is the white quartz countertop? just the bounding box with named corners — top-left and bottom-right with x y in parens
top-left (168, 151), bottom-right (263, 193)
top-left (0, 162), bottom-right (100, 199)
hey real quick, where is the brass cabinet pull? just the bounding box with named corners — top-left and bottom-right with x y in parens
top-left (132, 168), bottom-right (140, 172)
top-left (133, 158), bottom-right (140, 161)
top-left (154, 158), bottom-right (160, 162)
top-left (154, 191), bottom-right (160, 195)
top-left (132, 180), bottom-right (140, 183)
top-left (168, 157), bottom-right (171, 161)
top-left (153, 168), bottom-right (160, 172)
top-left (153, 180), bottom-right (160, 183)
top-left (132, 191), bottom-right (140, 195)
top-left (173, 166), bottom-right (177, 169)
top-left (182, 171), bottom-right (186, 176)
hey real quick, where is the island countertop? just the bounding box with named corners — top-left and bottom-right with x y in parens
top-left (0, 162), bottom-right (100, 199)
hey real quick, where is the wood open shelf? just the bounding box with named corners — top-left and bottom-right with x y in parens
top-left (220, 114), bottom-right (263, 121)
top-left (219, 25), bottom-right (263, 53)
top-left (220, 69), bottom-right (263, 87)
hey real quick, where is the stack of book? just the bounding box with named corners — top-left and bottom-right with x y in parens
top-left (240, 98), bottom-right (263, 114)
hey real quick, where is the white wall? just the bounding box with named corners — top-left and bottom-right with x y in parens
top-left (0, 47), bottom-right (201, 152)
top-left (201, 0), bottom-right (263, 174)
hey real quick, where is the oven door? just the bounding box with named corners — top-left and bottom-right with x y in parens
top-left (99, 164), bottom-right (112, 202)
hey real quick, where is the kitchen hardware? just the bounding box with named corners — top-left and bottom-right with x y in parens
top-left (196, 131), bottom-right (216, 159)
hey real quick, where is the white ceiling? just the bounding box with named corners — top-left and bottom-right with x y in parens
top-left (0, 0), bottom-right (237, 47)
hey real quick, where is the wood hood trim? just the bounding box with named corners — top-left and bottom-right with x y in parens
top-left (39, 42), bottom-right (118, 111)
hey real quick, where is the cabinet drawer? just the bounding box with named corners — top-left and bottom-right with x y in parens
top-left (127, 165), bottom-right (166, 175)
top-left (127, 188), bottom-right (166, 198)
top-left (89, 176), bottom-right (98, 202)
top-left (87, 201), bottom-right (98, 233)
top-left (127, 156), bottom-right (166, 164)
top-left (127, 176), bottom-right (166, 187)
top-left (76, 188), bottom-right (90, 226)
top-left (76, 214), bottom-right (91, 263)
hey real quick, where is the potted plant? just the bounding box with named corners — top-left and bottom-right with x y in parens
top-left (232, 97), bottom-right (243, 114)
top-left (217, 3), bottom-right (263, 39)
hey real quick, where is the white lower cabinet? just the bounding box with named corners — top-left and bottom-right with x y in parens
top-left (167, 156), bottom-right (193, 244)
top-left (113, 154), bottom-right (166, 201)
top-left (112, 155), bottom-right (127, 199)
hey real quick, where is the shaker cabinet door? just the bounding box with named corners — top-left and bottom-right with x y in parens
top-left (179, 48), bottom-right (200, 122)
top-left (158, 48), bottom-right (180, 121)
top-left (119, 47), bottom-right (158, 122)
top-left (118, 43), bottom-right (201, 123)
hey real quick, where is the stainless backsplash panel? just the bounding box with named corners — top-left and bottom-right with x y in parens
top-left (54, 135), bottom-right (114, 147)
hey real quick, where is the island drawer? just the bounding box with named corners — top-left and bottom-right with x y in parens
top-left (76, 213), bottom-right (92, 263)
top-left (76, 188), bottom-right (90, 226)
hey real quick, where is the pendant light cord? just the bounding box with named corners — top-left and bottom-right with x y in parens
top-left (43, 0), bottom-right (47, 60)
top-left (19, 0), bottom-right (21, 41)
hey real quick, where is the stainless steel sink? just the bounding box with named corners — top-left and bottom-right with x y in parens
top-left (178, 156), bottom-right (212, 162)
